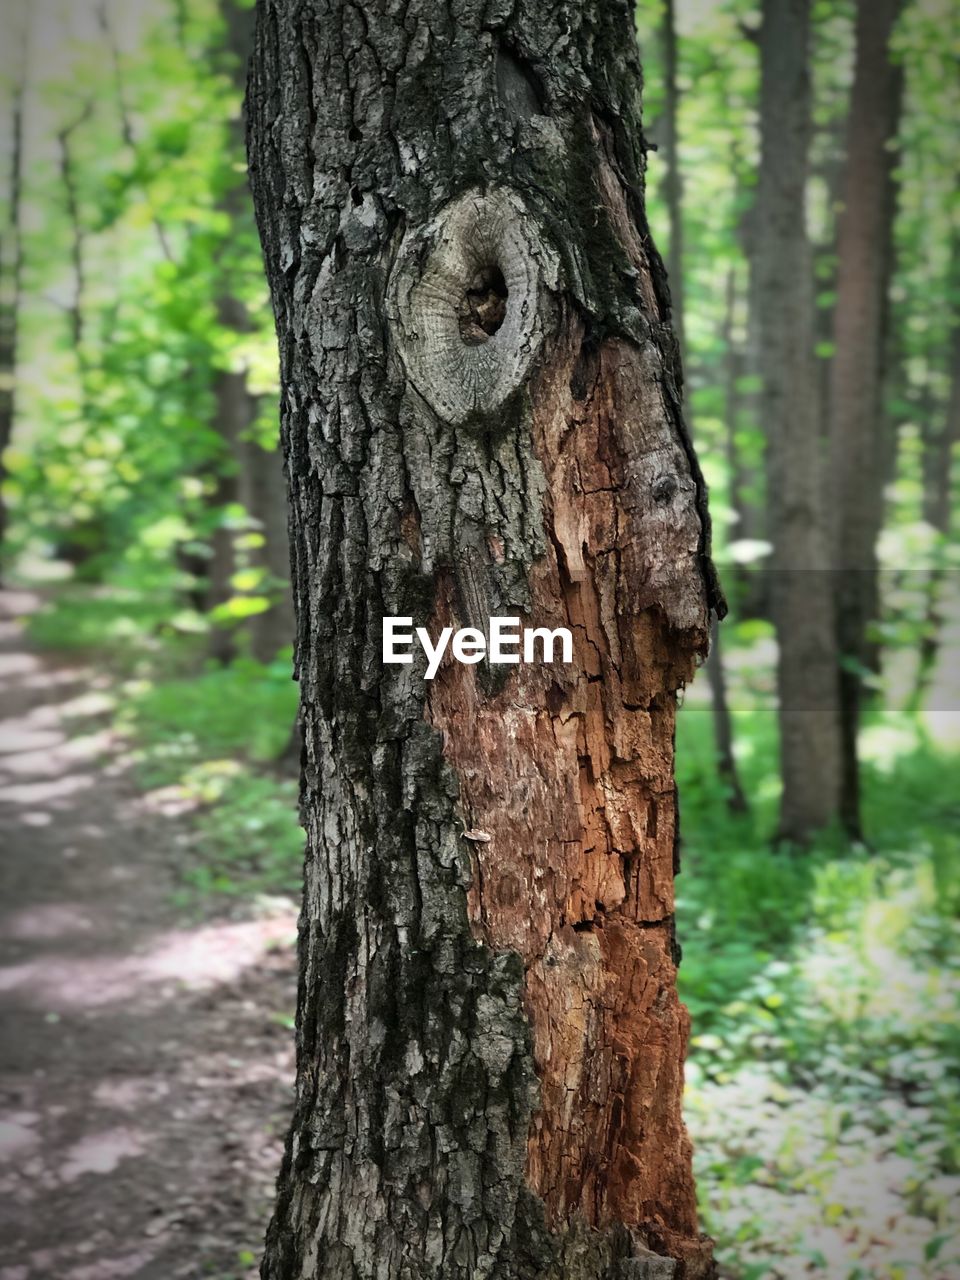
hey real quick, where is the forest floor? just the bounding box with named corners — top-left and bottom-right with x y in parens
top-left (2, 582), bottom-right (957, 1280)
top-left (0, 588), bottom-right (297, 1280)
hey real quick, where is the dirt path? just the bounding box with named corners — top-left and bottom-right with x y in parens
top-left (0, 590), bottom-right (298, 1280)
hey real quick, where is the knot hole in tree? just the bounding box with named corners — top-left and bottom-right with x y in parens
top-left (389, 188), bottom-right (558, 426)
top-left (458, 264), bottom-right (508, 345)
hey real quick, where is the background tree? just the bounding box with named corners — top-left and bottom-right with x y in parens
top-left (0, 10), bottom-right (26, 578)
top-left (828, 0), bottom-right (904, 840)
top-left (658, 0), bottom-right (747, 816)
top-left (246, 0), bottom-right (721, 1275)
top-left (752, 0), bottom-right (842, 844)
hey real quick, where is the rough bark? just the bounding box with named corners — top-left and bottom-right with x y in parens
top-left (246, 1), bottom-right (720, 1276)
top-left (754, 0), bottom-right (842, 844)
top-left (827, 0), bottom-right (903, 838)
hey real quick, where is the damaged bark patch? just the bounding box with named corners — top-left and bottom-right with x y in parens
top-left (425, 317), bottom-right (712, 1274)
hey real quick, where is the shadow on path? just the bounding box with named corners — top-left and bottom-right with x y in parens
top-left (0, 589), bottom-right (297, 1280)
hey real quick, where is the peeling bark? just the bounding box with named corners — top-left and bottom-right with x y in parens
top-left (246, 1), bottom-right (719, 1276)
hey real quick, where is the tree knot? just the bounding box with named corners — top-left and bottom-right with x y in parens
top-left (388, 188), bottom-right (559, 426)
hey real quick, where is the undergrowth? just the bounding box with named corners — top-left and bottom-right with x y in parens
top-left (676, 703), bottom-right (960, 1279)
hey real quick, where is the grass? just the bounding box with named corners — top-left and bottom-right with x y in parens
top-left (121, 659), bottom-right (303, 900)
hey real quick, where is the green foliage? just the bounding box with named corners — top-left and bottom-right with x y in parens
top-left (178, 764), bottom-right (302, 898)
top-left (6, 0), bottom-right (278, 632)
top-left (27, 585), bottom-right (193, 655)
top-left (124, 654), bottom-right (297, 776)
top-left (116, 649), bottom-right (302, 899)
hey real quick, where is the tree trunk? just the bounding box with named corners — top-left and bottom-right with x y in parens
top-left (735, 204), bottom-right (773, 623)
top-left (206, 297), bottom-right (253, 665)
top-left (239, 432), bottom-right (295, 664)
top-left (660, 0), bottom-right (684, 361)
top-left (915, 257), bottom-right (960, 700)
top-left (0, 21), bottom-right (26, 579)
top-left (753, 0), bottom-right (842, 844)
top-left (659, 0), bottom-right (746, 817)
top-left (247, 2), bottom-right (720, 1277)
top-left (720, 261), bottom-right (765, 618)
top-left (827, 0), bottom-right (903, 839)
top-left (207, 0), bottom-right (293, 664)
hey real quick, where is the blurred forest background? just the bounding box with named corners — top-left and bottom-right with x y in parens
top-left (1, 0), bottom-right (958, 1276)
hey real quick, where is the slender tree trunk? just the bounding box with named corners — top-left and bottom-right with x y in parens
top-left (207, 0), bottom-right (293, 663)
top-left (754, 0), bottom-right (842, 844)
top-left (98, 2), bottom-right (175, 262)
top-left (56, 108), bottom-right (93, 358)
top-left (915, 272), bottom-right (960, 700)
top-left (660, 0), bottom-right (684, 360)
top-left (810, 114), bottom-right (846, 447)
top-left (241, 436), bottom-right (295, 663)
top-left (247, 1), bottom-right (721, 1276)
top-left (659, 0), bottom-right (746, 815)
top-left (54, 103), bottom-right (113, 576)
top-left (720, 262), bottom-right (765, 616)
top-left (828, 0), bottom-right (903, 839)
top-left (0, 25), bottom-right (26, 578)
top-left (734, 197), bottom-right (774, 623)
top-left (207, 292), bottom-right (253, 664)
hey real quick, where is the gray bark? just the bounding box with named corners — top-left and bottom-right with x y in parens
top-left (754, 0), bottom-right (842, 843)
top-left (246, 1), bottom-right (721, 1277)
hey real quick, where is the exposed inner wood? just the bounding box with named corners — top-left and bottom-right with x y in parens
top-left (426, 316), bottom-right (710, 1268)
